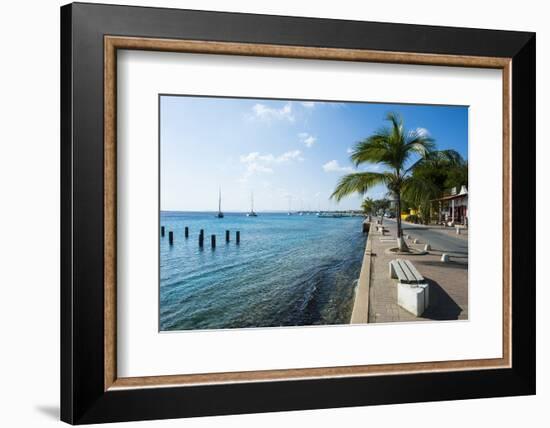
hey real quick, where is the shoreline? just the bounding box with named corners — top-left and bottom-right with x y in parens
top-left (350, 221), bottom-right (373, 324)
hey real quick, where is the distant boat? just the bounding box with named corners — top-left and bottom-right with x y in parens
top-left (317, 212), bottom-right (346, 218)
top-left (287, 196), bottom-right (292, 215)
top-left (246, 192), bottom-right (258, 217)
top-left (216, 187), bottom-right (224, 218)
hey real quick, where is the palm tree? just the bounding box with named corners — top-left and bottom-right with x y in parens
top-left (331, 112), bottom-right (434, 251)
top-left (361, 197), bottom-right (374, 214)
top-left (404, 150), bottom-right (467, 224)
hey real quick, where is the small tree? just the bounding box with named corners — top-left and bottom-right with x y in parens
top-left (361, 197), bottom-right (374, 214)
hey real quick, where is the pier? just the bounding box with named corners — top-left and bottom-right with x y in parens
top-left (161, 226), bottom-right (241, 249)
top-left (199, 229), bottom-right (204, 247)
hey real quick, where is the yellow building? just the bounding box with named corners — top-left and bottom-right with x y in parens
top-left (400, 208), bottom-right (417, 220)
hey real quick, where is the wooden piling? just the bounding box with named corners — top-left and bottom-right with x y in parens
top-left (168, 231), bottom-right (173, 245)
top-left (236, 231), bottom-right (240, 244)
top-left (199, 233), bottom-right (204, 247)
top-left (211, 234), bottom-right (216, 249)
top-left (225, 230), bottom-right (230, 242)
top-left (185, 226), bottom-right (189, 238)
top-left (161, 226), bottom-right (165, 237)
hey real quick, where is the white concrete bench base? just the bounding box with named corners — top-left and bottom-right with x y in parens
top-left (397, 283), bottom-right (429, 316)
top-left (389, 259), bottom-right (430, 316)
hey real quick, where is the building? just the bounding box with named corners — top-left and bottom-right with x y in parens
top-left (432, 185), bottom-right (468, 226)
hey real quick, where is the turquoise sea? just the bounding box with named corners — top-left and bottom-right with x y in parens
top-left (160, 211), bottom-right (367, 331)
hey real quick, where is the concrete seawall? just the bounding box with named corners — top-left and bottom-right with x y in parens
top-left (350, 222), bottom-right (374, 324)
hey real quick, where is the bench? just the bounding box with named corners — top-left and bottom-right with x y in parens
top-left (376, 225), bottom-right (388, 235)
top-left (389, 259), bottom-right (430, 316)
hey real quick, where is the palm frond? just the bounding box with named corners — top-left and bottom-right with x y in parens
top-left (405, 149), bottom-right (463, 174)
top-left (402, 175), bottom-right (440, 206)
top-left (434, 149), bottom-right (465, 166)
top-left (405, 130), bottom-right (435, 157)
top-left (330, 172), bottom-right (387, 202)
top-left (386, 112), bottom-right (404, 142)
top-left (350, 132), bottom-right (392, 166)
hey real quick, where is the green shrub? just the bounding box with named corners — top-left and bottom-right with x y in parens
top-left (404, 214), bottom-right (420, 224)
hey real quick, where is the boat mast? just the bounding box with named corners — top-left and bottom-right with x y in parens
top-left (218, 187), bottom-right (222, 214)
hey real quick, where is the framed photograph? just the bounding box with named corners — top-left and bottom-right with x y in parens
top-left (61, 2), bottom-right (535, 424)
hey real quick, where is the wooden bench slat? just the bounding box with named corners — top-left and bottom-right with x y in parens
top-left (390, 259), bottom-right (424, 284)
top-left (398, 260), bottom-right (416, 283)
top-left (403, 260), bottom-right (424, 282)
top-left (392, 260), bottom-right (407, 282)
top-left (392, 260), bottom-right (412, 283)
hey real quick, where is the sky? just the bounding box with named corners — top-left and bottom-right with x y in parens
top-left (160, 95), bottom-right (468, 212)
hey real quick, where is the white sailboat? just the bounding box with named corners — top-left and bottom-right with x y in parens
top-left (287, 195), bottom-right (292, 215)
top-left (216, 187), bottom-right (224, 218)
top-left (246, 192), bottom-right (258, 217)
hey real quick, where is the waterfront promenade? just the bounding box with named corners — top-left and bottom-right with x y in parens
top-left (352, 218), bottom-right (468, 324)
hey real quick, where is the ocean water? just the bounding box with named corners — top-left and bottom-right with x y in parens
top-left (160, 211), bottom-right (367, 331)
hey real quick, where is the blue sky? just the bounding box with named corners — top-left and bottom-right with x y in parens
top-left (160, 96), bottom-right (468, 212)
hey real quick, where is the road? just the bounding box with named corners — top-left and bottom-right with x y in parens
top-left (382, 218), bottom-right (468, 263)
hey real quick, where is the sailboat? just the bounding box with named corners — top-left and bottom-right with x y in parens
top-left (216, 187), bottom-right (224, 218)
top-left (287, 196), bottom-right (292, 216)
top-left (246, 192), bottom-right (258, 217)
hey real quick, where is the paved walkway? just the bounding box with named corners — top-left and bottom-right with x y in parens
top-left (368, 220), bottom-right (468, 323)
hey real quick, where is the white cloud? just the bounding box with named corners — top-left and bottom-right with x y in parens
top-left (346, 147), bottom-right (354, 154)
top-left (304, 136), bottom-right (316, 148)
top-left (410, 127), bottom-right (430, 138)
top-left (276, 150), bottom-right (304, 162)
top-left (239, 150), bottom-right (304, 181)
top-left (250, 102), bottom-right (295, 122)
top-left (322, 160), bottom-right (354, 173)
top-left (298, 132), bottom-right (317, 148)
top-left (300, 101), bottom-right (345, 109)
top-left (240, 150), bottom-right (303, 164)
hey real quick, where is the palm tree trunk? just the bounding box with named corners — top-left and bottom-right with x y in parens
top-left (396, 193), bottom-right (402, 238)
top-left (396, 191), bottom-right (409, 252)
